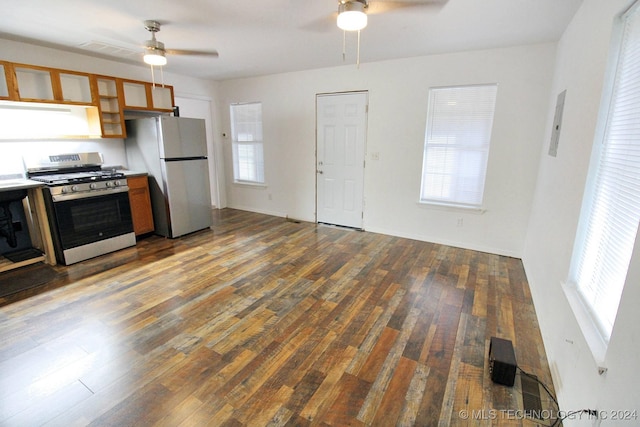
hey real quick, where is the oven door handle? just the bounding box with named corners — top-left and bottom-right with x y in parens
top-left (51, 186), bottom-right (130, 202)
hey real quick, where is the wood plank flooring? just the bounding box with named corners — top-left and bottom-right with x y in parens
top-left (0, 209), bottom-right (556, 426)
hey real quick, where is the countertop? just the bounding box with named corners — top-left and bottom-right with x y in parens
top-left (102, 167), bottom-right (147, 178)
top-left (0, 177), bottom-right (44, 192)
top-left (0, 173), bottom-right (147, 193)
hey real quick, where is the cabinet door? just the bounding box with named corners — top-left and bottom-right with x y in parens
top-left (128, 175), bottom-right (155, 235)
top-left (0, 63), bottom-right (9, 99)
top-left (59, 72), bottom-right (93, 103)
top-left (120, 79), bottom-right (174, 111)
top-left (13, 66), bottom-right (94, 105)
top-left (151, 85), bottom-right (174, 110)
top-left (15, 66), bottom-right (54, 101)
top-left (122, 81), bottom-right (149, 109)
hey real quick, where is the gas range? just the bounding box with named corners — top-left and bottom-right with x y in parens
top-left (23, 152), bottom-right (136, 265)
top-left (26, 153), bottom-right (129, 201)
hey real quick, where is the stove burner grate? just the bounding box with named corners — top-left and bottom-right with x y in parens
top-left (29, 171), bottom-right (126, 186)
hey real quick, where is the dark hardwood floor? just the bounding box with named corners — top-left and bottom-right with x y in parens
top-left (0, 209), bottom-right (556, 426)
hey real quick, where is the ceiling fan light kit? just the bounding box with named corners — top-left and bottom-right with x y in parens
top-left (143, 21), bottom-right (168, 66)
top-left (337, 0), bottom-right (368, 31)
top-left (144, 49), bottom-right (167, 66)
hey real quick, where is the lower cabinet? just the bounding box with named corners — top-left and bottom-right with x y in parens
top-left (127, 175), bottom-right (154, 236)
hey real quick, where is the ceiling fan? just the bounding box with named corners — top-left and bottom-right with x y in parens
top-left (142, 20), bottom-right (219, 67)
top-left (334, 0), bottom-right (446, 65)
top-left (337, 0), bottom-right (446, 26)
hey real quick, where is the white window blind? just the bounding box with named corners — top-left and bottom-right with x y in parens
top-left (571, 4), bottom-right (640, 342)
top-left (420, 84), bottom-right (498, 208)
top-left (230, 102), bottom-right (265, 184)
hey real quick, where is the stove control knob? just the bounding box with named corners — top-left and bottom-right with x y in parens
top-left (71, 185), bottom-right (79, 192)
top-left (114, 180), bottom-right (121, 187)
top-left (61, 186), bottom-right (69, 194)
top-left (89, 183), bottom-right (97, 190)
top-left (106, 181), bottom-right (113, 187)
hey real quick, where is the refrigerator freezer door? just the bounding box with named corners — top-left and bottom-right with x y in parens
top-left (158, 117), bottom-right (208, 159)
top-left (161, 158), bottom-right (212, 238)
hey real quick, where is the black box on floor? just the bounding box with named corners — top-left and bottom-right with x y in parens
top-left (489, 336), bottom-right (516, 387)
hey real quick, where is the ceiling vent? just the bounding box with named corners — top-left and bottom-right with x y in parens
top-left (78, 41), bottom-right (139, 58)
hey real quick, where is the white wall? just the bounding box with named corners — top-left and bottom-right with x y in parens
top-left (217, 44), bottom-right (556, 257)
top-left (523, 0), bottom-right (640, 423)
top-left (0, 39), bottom-right (222, 202)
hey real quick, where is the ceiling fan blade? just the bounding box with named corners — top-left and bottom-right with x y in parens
top-left (165, 48), bottom-right (219, 58)
top-left (367, 0), bottom-right (447, 14)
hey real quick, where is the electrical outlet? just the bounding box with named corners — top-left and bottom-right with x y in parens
top-left (371, 152), bottom-right (380, 160)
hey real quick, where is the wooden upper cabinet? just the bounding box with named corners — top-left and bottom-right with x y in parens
top-left (120, 79), bottom-right (174, 112)
top-left (0, 63), bottom-right (8, 99)
top-left (14, 65), bottom-right (55, 102)
top-left (0, 60), bottom-right (175, 138)
top-left (0, 65), bottom-right (6, 99)
top-left (1, 61), bottom-right (175, 112)
top-left (93, 75), bottom-right (126, 138)
top-left (150, 85), bottom-right (174, 110)
top-left (0, 61), bottom-right (18, 100)
top-left (121, 80), bottom-right (147, 108)
top-left (58, 71), bottom-right (94, 104)
top-left (11, 64), bottom-right (95, 105)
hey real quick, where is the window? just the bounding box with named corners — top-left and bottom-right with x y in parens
top-left (230, 102), bottom-right (265, 184)
top-left (569, 3), bottom-right (640, 349)
top-left (420, 84), bottom-right (498, 208)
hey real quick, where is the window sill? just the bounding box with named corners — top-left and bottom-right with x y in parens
top-left (233, 181), bottom-right (267, 189)
top-left (417, 200), bottom-right (486, 214)
top-left (561, 281), bottom-right (608, 373)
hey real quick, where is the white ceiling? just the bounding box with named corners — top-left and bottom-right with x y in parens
top-left (0, 0), bottom-right (583, 81)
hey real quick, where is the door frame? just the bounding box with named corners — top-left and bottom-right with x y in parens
top-left (315, 90), bottom-right (369, 229)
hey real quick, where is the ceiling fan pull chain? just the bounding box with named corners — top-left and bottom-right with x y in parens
top-left (357, 30), bottom-right (361, 68)
top-left (160, 65), bottom-right (165, 88)
top-left (343, 30), bottom-right (347, 62)
top-left (150, 64), bottom-right (156, 88)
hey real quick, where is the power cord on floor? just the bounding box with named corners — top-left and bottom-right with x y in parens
top-left (550, 409), bottom-right (598, 427)
top-left (516, 365), bottom-right (559, 408)
top-left (516, 366), bottom-right (598, 427)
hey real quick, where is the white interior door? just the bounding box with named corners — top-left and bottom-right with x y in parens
top-left (316, 92), bottom-right (368, 229)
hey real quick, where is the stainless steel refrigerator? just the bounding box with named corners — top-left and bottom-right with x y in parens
top-left (124, 116), bottom-right (212, 238)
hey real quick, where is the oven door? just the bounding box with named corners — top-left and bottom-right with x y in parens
top-left (45, 189), bottom-right (136, 265)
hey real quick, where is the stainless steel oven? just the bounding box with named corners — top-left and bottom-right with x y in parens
top-left (44, 186), bottom-right (135, 265)
top-left (26, 152), bottom-right (137, 265)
